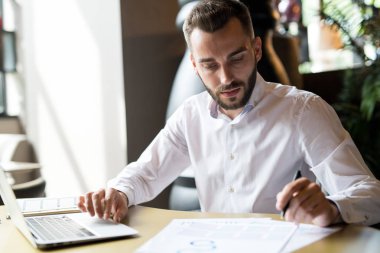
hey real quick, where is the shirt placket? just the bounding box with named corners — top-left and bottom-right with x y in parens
top-left (224, 123), bottom-right (238, 210)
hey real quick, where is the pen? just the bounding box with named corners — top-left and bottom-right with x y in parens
top-left (281, 170), bottom-right (302, 218)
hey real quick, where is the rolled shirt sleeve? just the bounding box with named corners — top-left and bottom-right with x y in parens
top-left (311, 134), bottom-right (380, 225)
top-left (299, 95), bottom-right (380, 225)
top-left (108, 104), bottom-right (191, 206)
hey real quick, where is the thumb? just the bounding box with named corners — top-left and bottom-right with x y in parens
top-left (103, 188), bottom-right (116, 220)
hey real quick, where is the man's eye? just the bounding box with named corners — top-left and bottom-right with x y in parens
top-left (203, 63), bottom-right (217, 70)
top-left (231, 55), bottom-right (244, 63)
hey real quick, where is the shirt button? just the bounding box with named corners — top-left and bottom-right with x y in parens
top-left (230, 153), bottom-right (235, 160)
top-left (228, 186), bottom-right (235, 193)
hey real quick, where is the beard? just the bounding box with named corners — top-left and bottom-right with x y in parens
top-left (202, 67), bottom-right (257, 110)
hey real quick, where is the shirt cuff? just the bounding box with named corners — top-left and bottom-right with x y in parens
top-left (327, 195), bottom-right (369, 224)
top-left (107, 180), bottom-right (136, 207)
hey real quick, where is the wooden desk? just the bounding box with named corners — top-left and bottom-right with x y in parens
top-left (1, 205), bottom-right (379, 252)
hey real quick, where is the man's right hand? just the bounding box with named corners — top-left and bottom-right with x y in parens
top-left (77, 188), bottom-right (129, 223)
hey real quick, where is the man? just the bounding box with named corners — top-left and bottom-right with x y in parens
top-left (78, 0), bottom-right (380, 227)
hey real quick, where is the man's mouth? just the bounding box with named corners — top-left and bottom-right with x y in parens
top-left (220, 87), bottom-right (241, 98)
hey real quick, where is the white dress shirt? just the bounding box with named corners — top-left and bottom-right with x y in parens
top-left (109, 73), bottom-right (380, 225)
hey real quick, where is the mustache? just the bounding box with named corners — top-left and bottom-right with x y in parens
top-left (217, 81), bottom-right (244, 93)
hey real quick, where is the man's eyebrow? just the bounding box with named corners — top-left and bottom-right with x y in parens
top-left (198, 46), bottom-right (248, 63)
top-left (227, 47), bottom-right (247, 58)
top-left (198, 57), bottom-right (215, 64)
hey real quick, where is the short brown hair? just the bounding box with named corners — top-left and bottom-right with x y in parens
top-left (183, 0), bottom-right (254, 50)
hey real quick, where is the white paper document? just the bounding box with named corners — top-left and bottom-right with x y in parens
top-left (286, 223), bottom-right (341, 252)
top-left (136, 218), bottom-right (340, 253)
top-left (17, 196), bottom-right (80, 216)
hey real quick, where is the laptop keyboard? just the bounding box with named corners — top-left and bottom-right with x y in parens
top-left (26, 215), bottom-right (95, 241)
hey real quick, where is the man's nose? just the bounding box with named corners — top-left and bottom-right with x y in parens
top-left (220, 66), bottom-right (234, 85)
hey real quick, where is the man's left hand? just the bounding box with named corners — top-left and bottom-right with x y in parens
top-left (276, 177), bottom-right (342, 227)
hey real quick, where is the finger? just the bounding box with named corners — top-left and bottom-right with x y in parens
top-left (113, 192), bottom-right (129, 223)
top-left (291, 182), bottom-right (322, 211)
top-left (276, 177), bottom-right (310, 211)
top-left (92, 189), bottom-right (106, 218)
top-left (103, 188), bottom-right (116, 220)
top-left (292, 191), bottom-right (323, 223)
top-left (85, 192), bottom-right (95, 216)
top-left (310, 201), bottom-right (334, 227)
top-left (113, 201), bottom-right (128, 223)
top-left (77, 195), bottom-right (86, 212)
top-left (113, 208), bottom-right (126, 223)
top-left (284, 197), bottom-right (299, 222)
top-left (307, 198), bottom-right (340, 227)
top-left (299, 189), bottom-right (324, 213)
top-left (284, 182), bottom-right (322, 222)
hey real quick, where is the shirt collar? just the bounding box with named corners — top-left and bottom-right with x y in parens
top-left (208, 73), bottom-right (267, 119)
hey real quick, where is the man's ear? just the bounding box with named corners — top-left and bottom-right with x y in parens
top-left (253, 37), bottom-right (262, 63)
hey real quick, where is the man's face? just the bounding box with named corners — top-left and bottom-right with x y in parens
top-left (189, 18), bottom-right (262, 112)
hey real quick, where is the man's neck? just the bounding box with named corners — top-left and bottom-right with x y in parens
top-left (220, 107), bottom-right (244, 120)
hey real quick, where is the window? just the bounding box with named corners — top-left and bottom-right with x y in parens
top-left (0, 0), bottom-right (20, 116)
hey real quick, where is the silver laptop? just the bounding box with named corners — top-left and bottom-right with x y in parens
top-left (0, 167), bottom-right (138, 249)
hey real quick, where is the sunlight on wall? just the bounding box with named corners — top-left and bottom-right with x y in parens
top-left (21, 0), bottom-right (126, 196)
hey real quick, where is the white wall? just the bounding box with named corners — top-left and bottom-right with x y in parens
top-left (18, 0), bottom-right (126, 196)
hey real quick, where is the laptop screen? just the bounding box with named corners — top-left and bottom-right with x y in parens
top-left (0, 167), bottom-right (37, 247)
